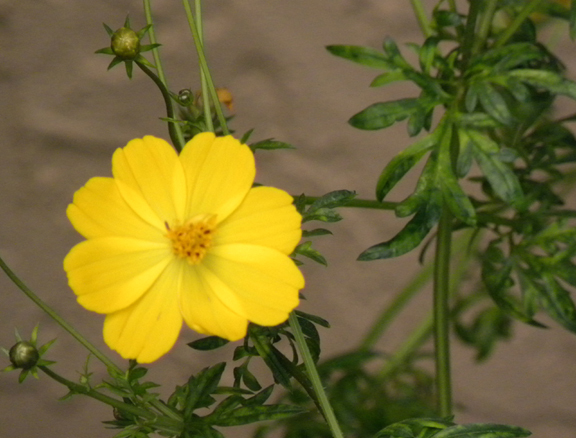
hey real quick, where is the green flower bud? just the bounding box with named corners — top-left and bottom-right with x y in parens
top-left (9, 341), bottom-right (39, 370)
top-left (111, 27), bottom-right (140, 60)
top-left (178, 89), bottom-right (194, 106)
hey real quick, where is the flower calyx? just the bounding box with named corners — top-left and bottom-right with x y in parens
top-left (2, 325), bottom-right (56, 383)
top-left (95, 16), bottom-right (160, 79)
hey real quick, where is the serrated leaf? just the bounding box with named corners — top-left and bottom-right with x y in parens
top-left (188, 336), bottom-right (230, 351)
top-left (349, 98), bottom-right (421, 130)
top-left (433, 423), bottom-right (531, 438)
top-left (248, 327), bottom-right (292, 388)
top-left (464, 129), bottom-right (523, 206)
top-left (326, 45), bottom-right (392, 69)
top-left (376, 131), bottom-right (438, 201)
top-left (244, 385), bottom-right (274, 407)
top-left (358, 198), bottom-right (442, 260)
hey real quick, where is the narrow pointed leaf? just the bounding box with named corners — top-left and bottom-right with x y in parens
top-left (358, 198), bottom-right (442, 260)
top-left (326, 45), bottom-right (392, 69)
top-left (433, 423), bottom-right (531, 438)
top-left (349, 98), bottom-right (421, 130)
top-left (376, 132), bottom-right (437, 201)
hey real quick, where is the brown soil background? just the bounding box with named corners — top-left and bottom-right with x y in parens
top-left (1, 1), bottom-right (575, 437)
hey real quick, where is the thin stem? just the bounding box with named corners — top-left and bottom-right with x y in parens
top-left (410, 0), bottom-right (433, 37)
top-left (136, 62), bottom-right (185, 152)
top-left (360, 261), bottom-right (434, 351)
top-left (494, 0), bottom-right (546, 48)
top-left (289, 313), bottom-right (344, 438)
top-left (0, 254), bottom-right (122, 374)
top-left (378, 313), bottom-right (433, 380)
top-left (194, 0), bottom-right (214, 133)
top-left (143, 0), bottom-right (186, 148)
top-left (433, 206), bottom-right (453, 417)
top-left (182, 0), bottom-right (228, 135)
top-left (39, 366), bottom-right (183, 434)
top-left (472, 0), bottom-right (499, 54)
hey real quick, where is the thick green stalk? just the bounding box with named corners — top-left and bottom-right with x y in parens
top-left (433, 206), bottom-right (453, 417)
top-left (289, 313), bottom-right (344, 438)
top-left (0, 255), bottom-right (122, 374)
top-left (143, 0), bottom-right (186, 148)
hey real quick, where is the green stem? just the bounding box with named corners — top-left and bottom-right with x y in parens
top-left (378, 313), bottom-right (433, 380)
top-left (289, 313), bottom-right (344, 438)
top-left (0, 254), bottom-right (122, 374)
top-left (360, 261), bottom-right (434, 351)
top-left (472, 0), bottom-right (499, 54)
top-left (136, 62), bottom-right (185, 152)
top-left (39, 366), bottom-right (183, 434)
top-left (410, 0), bottom-right (433, 37)
top-left (433, 206), bottom-right (453, 417)
top-left (142, 0), bottom-right (186, 149)
top-left (182, 0), bottom-right (229, 135)
top-left (194, 0), bottom-right (214, 133)
top-left (494, 0), bottom-right (546, 48)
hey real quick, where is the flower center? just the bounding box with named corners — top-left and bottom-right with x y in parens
top-left (166, 214), bottom-right (217, 265)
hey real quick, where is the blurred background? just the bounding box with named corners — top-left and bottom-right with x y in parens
top-left (1, 1), bottom-right (575, 437)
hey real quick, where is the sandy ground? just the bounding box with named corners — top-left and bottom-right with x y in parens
top-left (1, 1), bottom-right (575, 437)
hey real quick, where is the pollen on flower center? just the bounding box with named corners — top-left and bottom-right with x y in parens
top-left (165, 214), bottom-right (217, 265)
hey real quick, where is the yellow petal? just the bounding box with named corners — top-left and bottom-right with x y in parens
top-left (215, 186), bottom-right (302, 254)
top-left (178, 262), bottom-right (249, 341)
top-left (112, 136), bottom-right (187, 227)
top-left (179, 133), bottom-right (255, 222)
top-left (103, 261), bottom-right (183, 363)
top-left (64, 237), bottom-right (171, 314)
top-left (67, 177), bottom-right (163, 240)
top-left (203, 244), bottom-right (303, 326)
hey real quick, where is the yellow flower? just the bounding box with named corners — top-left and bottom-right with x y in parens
top-left (64, 133), bottom-right (304, 363)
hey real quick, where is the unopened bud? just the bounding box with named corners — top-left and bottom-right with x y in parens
top-left (111, 27), bottom-right (140, 59)
top-left (9, 341), bottom-right (39, 370)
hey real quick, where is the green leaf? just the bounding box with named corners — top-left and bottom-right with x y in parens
top-left (326, 45), bottom-right (392, 69)
top-left (208, 404), bottom-right (307, 427)
top-left (437, 125), bottom-right (476, 226)
top-left (293, 241), bottom-right (327, 266)
top-left (538, 272), bottom-right (576, 333)
top-left (476, 82), bottom-right (514, 125)
top-left (188, 336), bottom-right (229, 351)
top-left (349, 98), bottom-right (421, 130)
top-left (295, 310), bottom-right (330, 328)
top-left (248, 327), bottom-right (292, 388)
top-left (376, 132), bottom-right (438, 201)
top-left (301, 228), bottom-right (332, 237)
top-left (184, 363), bottom-right (226, 416)
top-left (395, 149), bottom-right (439, 217)
top-left (464, 129), bottom-right (523, 206)
top-left (249, 139), bottom-right (295, 152)
top-left (508, 69), bottom-right (576, 100)
top-left (358, 198), bottom-right (442, 260)
top-left (433, 423), bottom-right (531, 438)
top-left (307, 190), bottom-right (356, 212)
top-left (371, 70), bottom-right (407, 87)
top-left (419, 37), bottom-right (440, 75)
